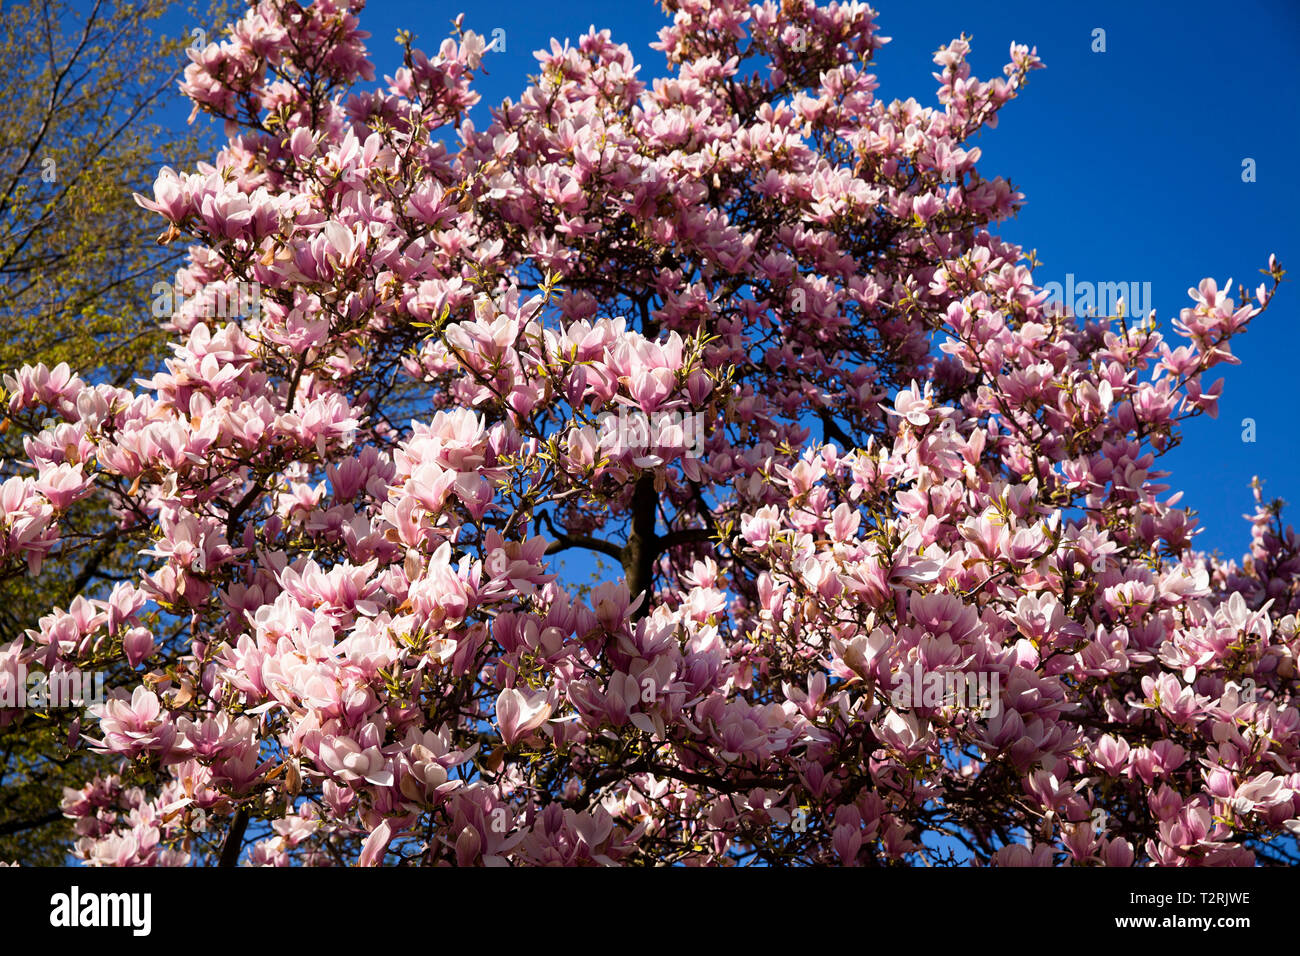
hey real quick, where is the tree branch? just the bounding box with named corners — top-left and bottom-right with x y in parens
top-left (218, 807), bottom-right (248, 867)
top-left (538, 511), bottom-right (624, 561)
top-left (0, 808), bottom-right (64, 837)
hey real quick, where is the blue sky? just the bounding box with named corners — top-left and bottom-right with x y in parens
top-left (156, 0), bottom-right (1300, 559)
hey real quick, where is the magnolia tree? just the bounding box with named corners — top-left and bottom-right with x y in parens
top-left (1, 0), bottom-right (1295, 867)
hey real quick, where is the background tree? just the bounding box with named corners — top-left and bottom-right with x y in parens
top-left (0, 0), bottom-right (230, 864)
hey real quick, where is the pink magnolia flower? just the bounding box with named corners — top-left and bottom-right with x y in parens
top-left (89, 687), bottom-right (177, 760)
top-left (495, 687), bottom-right (555, 747)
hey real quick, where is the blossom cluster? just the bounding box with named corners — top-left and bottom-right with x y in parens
top-left (0, 0), bottom-right (1293, 866)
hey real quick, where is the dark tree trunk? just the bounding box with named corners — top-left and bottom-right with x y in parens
top-left (621, 473), bottom-right (659, 621)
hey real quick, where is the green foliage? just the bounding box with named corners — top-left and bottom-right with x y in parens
top-left (0, 0), bottom-right (231, 864)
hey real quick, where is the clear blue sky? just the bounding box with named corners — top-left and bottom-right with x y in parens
top-left (155, 0), bottom-right (1300, 560)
